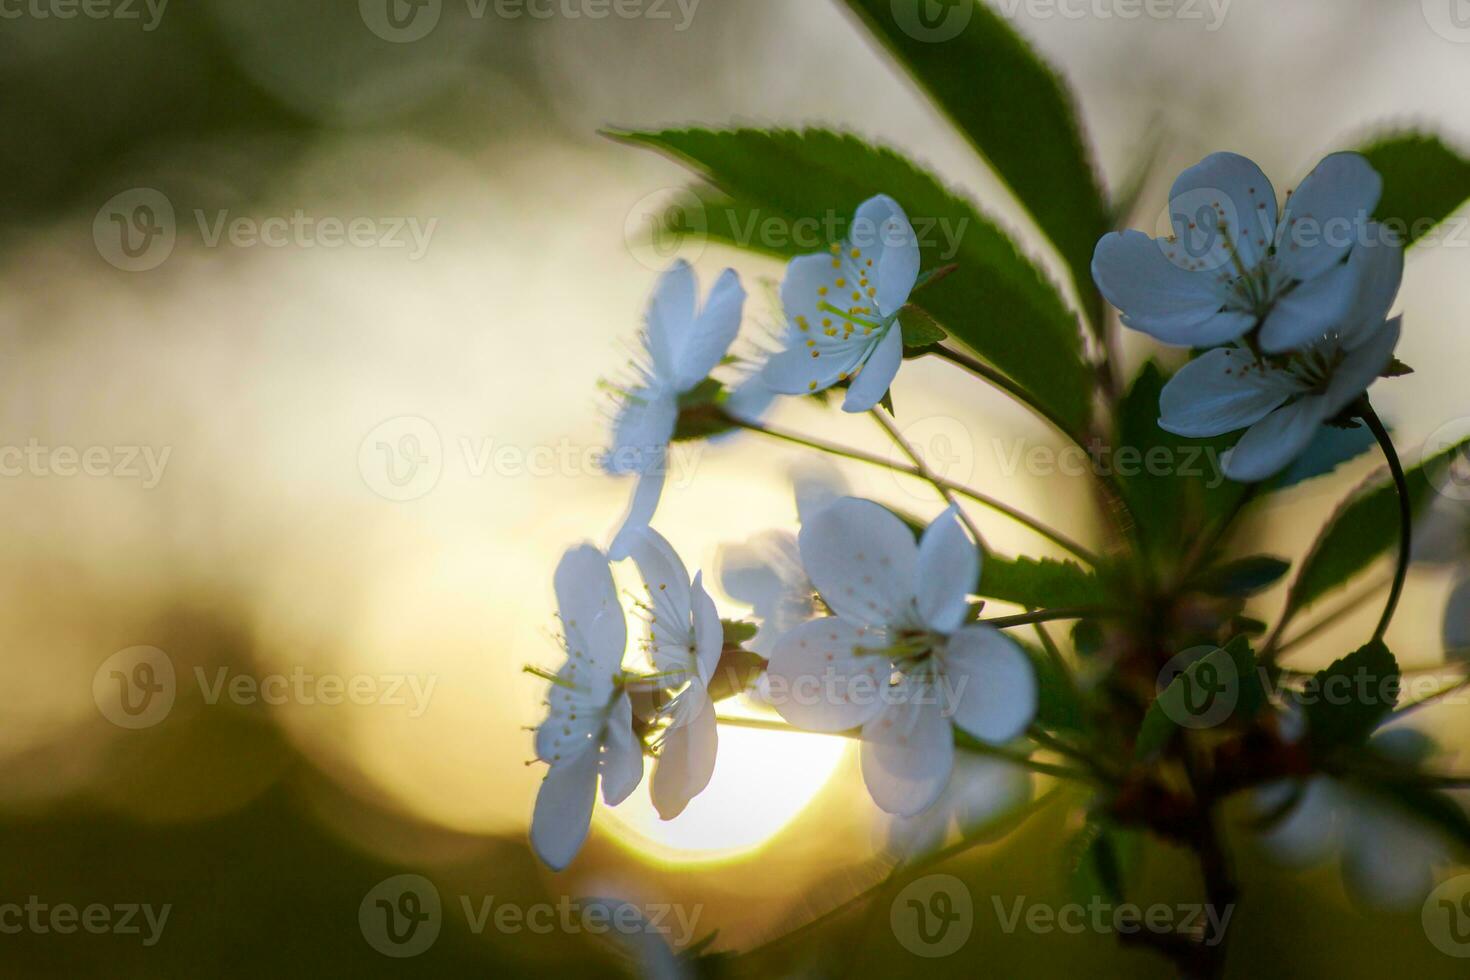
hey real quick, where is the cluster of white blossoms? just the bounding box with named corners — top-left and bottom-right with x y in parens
top-left (1093, 151), bottom-right (1406, 482)
top-left (531, 196), bottom-right (1038, 871)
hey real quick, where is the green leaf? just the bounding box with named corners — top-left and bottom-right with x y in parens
top-left (671, 379), bottom-right (739, 442)
top-left (1193, 555), bottom-right (1291, 598)
top-left (1020, 640), bottom-right (1086, 735)
top-left (1359, 132), bottom-right (1470, 247)
top-left (1283, 437), bottom-right (1470, 614)
top-left (837, 0), bottom-right (1109, 325)
top-left (899, 304), bottom-right (947, 351)
top-left (1298, 640), bottom-right (1399, 754)
top-left (609, 127), bottom-right (1094, 435)
top-left (1135, 638), bottom-right (1264, 759)
top-left (1067, 818), bottom-right (1141, 905)
top-left (1115, 361), bottom-right (1243, 558)
top-left (979, 553), bottom-right (1108, 609)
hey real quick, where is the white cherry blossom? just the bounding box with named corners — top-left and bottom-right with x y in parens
top-left (1094, 151), bottom-right (1388, 352)
top-left (531, 545), bottom-right (643, 870)
top-left (761, 195), bottom-right (919, 412)
top-left (607, 260), bottom-right (746, 559)
top-left (625, 527), bottom-right (725, 820)
top-left (767, 498), bottom-right (1037, 816)
top-left (1156, 235), bottom-right (1404, 483)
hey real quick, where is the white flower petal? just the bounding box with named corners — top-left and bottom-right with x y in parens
top-left (766, 617), bottom-right (887, 731)
top-left (1252, 777), bottom-right (1341, 868)
top-left (852, 194), bottom-right (920, 317)
top-left (645, 260), bottom-right (697, 380)
top-left (1092, 229), bottom-right (1232, 340)
top-left (531, 745), bottom-right (600, 871)
top-left (600, 692), bottom-right (644, 806)
top-left (841, 325), bottom-right (903, 413)
top-left (651, 685), bottom-right (718, 820)
top-left (1339, 236), bottom-right (1405, 350)
top-left (792, 458), bottom-right (851, 523)
top-left (1169, 152), bottom-right (1278, 271)
top-left (1277, 152), bottom-right (1383, 282)
top-left (609, 465), bottom-right (667, 562)
top-left (1158, 348), bottom-right (1297, 439)
top-left (949, 754), bottom-right (1035, 837)
top-left (625, 528), bottom-right (698, 678)
top-left (915, 506), bottom-right (979, 634)
top-left (1223, 397), bottom-right (1333, 483)
top-left (673, 268), bottom-right (745, 391)
top-left (941, 626), bottom-right (1037, 743)
top-left (861, 698), bottom-right (954, 817)
top-left (1321, 316), bottom-right (1400, 418)
top-left (799, 497), bottom-right (918, 628)
top-left (554, 546), bottom-right (626, 671)
top-left (1342, 793), bottom-right (1446, 910)
top-left (1445, 575), bottom-right (1470, 658)
top-left (723, 372), bottom-right (776, 424)
top-left (760, 340), bottom-right (867, 397)
top-left (1258, 255), bottom-right (1363, 353)
top-left (690, 571), bottom-right (724, 686)
top-left (609, 388), bottom-right (678, 472)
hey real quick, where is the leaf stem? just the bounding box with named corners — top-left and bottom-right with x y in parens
top-left (726, 415), bottom-right (1100, 564)
top-left (980, 607), bottom-right (1110, 629)
top-left (1360, 402), bottom-right (1412, 644)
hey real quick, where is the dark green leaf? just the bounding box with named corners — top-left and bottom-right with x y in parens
top-left (720, 620), bottom-right (759, 647)
top-left (1066, 818), bottom-right (1140, 905)
top-left (979, 553), bottom-right (1108, 609)
top-left (838, 0), bottom-right (1109, 325)
top-left (1284, 438), bottom-right (1470, 614)
top-left (1359, 132), bottom-right (1470, 247)
top-left (608, 127), bottom-right (1094, 434)
top-left (1115, 361), bottom-right (1243, 558)
top-left (1071, 619), bottom-right (1104, 657)
top-left (1020, 640), bottom-right (1085, 735)
top-left (706, 647), bottom-right (768, 704)
top-left (671, 380), bottom-right (739, 441)
top-left (899, 304), bottom-right (947, 351)
top-left (1382, 357), bottom-right (1415, 378)
top-left (1193, 555), bottom-right (1291, 598)
top-left (1352, 779), bottom-right (1470, 855)
top-left (1298, 641), bottom-right (1399, 753)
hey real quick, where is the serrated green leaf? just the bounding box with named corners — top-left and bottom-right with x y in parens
top-left (1284, 438), bottom-right (1470, 614)
top-left (1299, 640), bottom-right (1399, 753)
top-left (979, 553), bottom-right (1108, 609)
top-left (899, 304), bottom-right (947, 350)
top-left (837, 0), bottom-right (1109, 327)
top-left (1359, 132), bottom-right (1470, 247)
top-left (608, 127), bottom-right (1094, 435)
top-left (1193, 555), bottom-right (1291, 598)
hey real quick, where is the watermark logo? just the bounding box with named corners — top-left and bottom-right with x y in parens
top-left (1424, 874), bottom-right (1470, 957)
top-left (889, 416), bottom-right (975, 500)
top-left (1424, 0), bottom-right (1470, 42)
top-left (624, 187), bottom-right (709, 270)
top-left (94, 188), bottom-right (176, 273)
top-left (93, 646), bottom-right (176, 730)
top-left (1155, 646), bottom-right (1239, 729)
top-left (1155, 184), bottom-right (1256, 275)
top-left (890, 874), bottom-right (973, 958)
top-left (360, 0), bottom-right (442, 41)
top-left (891, 0), bottom-right (973, 42)
top-left (360, 417), bottom-right (444, 502)
top-left (1423, 417), bottom-right (1470, 502)
top-left (360, 874), bottom-right (442, 958)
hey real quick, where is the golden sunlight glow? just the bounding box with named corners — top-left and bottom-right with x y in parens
top-left (601, 723), bottom-right (849, 862)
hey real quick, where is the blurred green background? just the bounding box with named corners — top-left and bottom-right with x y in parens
top-left (4, 0), bottom-right (1470, 975)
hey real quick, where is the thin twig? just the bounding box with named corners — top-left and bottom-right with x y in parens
top-left (871, 406), bottom-right (987, 548)
top-left (1361, 402), bottom-right (1412, 645)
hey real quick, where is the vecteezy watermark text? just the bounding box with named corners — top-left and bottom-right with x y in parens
top-left (359, 0), bottom-right (701, 43)
top-left (0, 0), bottom-right (167, 30)
top-left (0, 898), bottom-right (170, 946)
top-left (992, 437), bottom-right (1227, 489)
top-left (0, 440), bottom-right (170, 488)
top-left (359, 875), bottom-right (703, 958)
